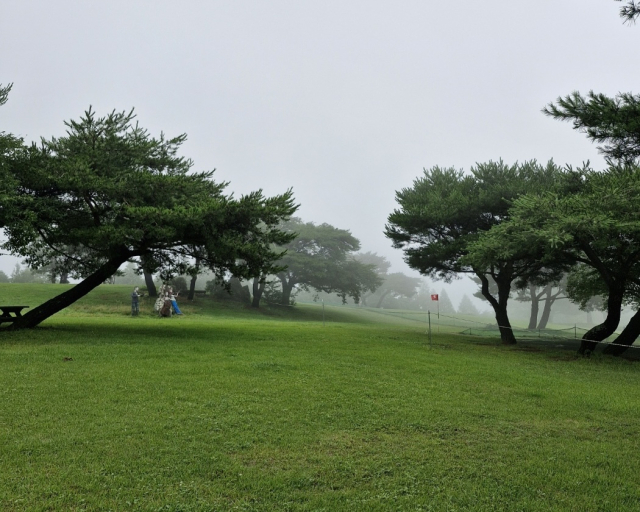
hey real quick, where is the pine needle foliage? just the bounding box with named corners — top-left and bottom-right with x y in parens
top-left (2, 108), bottom-right (297, 328)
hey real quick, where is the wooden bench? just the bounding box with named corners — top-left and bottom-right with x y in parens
top-left (0, 306), bottom-right (29, 326)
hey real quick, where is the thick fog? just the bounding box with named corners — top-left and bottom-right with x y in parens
top-left (1, 1), bottom-right (637, 312)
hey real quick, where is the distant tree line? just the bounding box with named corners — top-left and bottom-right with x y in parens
top-left (0, 89), bottom-right (396, 322)
top-left (3, 2), bottom-right (632, 336)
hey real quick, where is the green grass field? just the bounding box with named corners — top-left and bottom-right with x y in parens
top-left (1, 284), bottom-right (640, 511)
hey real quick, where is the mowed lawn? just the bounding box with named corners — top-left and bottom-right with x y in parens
top-left (1, 285), bottom-right (640, 511)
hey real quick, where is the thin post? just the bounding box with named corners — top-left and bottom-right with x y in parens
top-left (428, 310), bottom-right (432, 347)
top-left (574, 324), bottom-right (577, 339)
top-left (322, 299), bottom-right (325, 327)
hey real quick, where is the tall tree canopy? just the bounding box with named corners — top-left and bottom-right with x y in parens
top-left (353, 252), bottom-right (420, 308)
top-left (544, 92), bottom-right (640, 164)
top-left (0, 84), bottom-right (22, 220)
top-left (472, 165), bottom-right (640, 355)
top-left (370, 272), bottom-right (421, 309)
top-left (386, 160), bottom-right (563, 344)
top-left (273, 218), bottom-right (381, 305)
top-left (2, 108), bottom-right (297, 328)
top-left (353, 252), bottom-right (392, 275)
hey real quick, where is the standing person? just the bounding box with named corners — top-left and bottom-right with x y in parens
top-left (131, 286), bottom-right (143, 316)
top-left (169, 287), bottom-right (184, 315)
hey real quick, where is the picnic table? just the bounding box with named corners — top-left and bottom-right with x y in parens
top-left (0, 306), bottom-right (29, 326)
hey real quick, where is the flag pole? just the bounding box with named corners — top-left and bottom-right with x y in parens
top-left (430, 293), bottom-right (440, 334)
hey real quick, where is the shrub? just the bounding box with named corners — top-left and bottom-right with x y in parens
top-left (205, 277), bottom-right (251, 304)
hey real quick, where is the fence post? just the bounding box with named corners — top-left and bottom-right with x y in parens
top-left (322, 299), bottom-right (325, 327)
top-left (574, 324), bottom-right (576, 339)
top-left (428, 311), bottom-right (432, 347)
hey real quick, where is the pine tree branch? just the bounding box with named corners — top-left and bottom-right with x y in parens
top-left (617, 0), bottom-right (640, 23)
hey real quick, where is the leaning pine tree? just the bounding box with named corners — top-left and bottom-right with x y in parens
top-left (1, 108), bottom-right (297, 329)
top-left (385, 160), bottom-right (565, 345)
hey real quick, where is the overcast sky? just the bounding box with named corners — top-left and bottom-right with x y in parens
top-left (1, 1), bottom-right (637, 309)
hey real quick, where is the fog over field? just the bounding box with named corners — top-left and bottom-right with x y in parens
top-left (2, 1), bottom-right (637, 313)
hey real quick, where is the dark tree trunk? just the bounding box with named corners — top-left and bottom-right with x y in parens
top-left (602, 308), bottom-right (640, 356)
top-left (537, 285), bottom-right (554, 330)
top-left (527, 284), bottom-right (539, 330)
top-left (252, 275), bottom-right (266, 308)
top-left (187, 258), bottom-right (200, 301)
top-left (478, 272), bottom-right (516, 345)
top-left (375, 290), bottom-right (391, 309)
top-left (281, 283), bottom-right (294, 305)
top-left (188, 274), bottom-right (197, 301)
top-left (494, 306), bottom-right (516, 345)
top-left (9, 254), bottom-right (129, 330)
top-left (360, 291), bottom-right (373, 307)
top-left (59, 272), bottom-right (69, 284)
top-left (578, 288), bottom-right (624, 355)
top-left (144, 271), bottom-right (157, 298)
top-left (278, 274), bottom-right (295, 306)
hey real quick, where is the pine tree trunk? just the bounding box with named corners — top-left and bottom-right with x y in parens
top-left (144, 272), bottom-right (157, 298)
top-left (9, 254), bottom-right (129, 330)
top-left (188, 274), bottom-right (197, 301)
top-left (252, 277), bottom-right (260, 308)
top-left (187, 258), bottom-right (200, 301)
top-left (537, 285), bottom-right (554, 329)
top-left (527, 284), bottom-right (539, 330)
top-left (478, 272), bottom-right (516, 345)
top-left (252, 276), bottom-right (266, 308)
top-left (375, 290), bottom-right (391, 309)
top-left (277, 274), bottom-right (295, 306)
top-left (494, 306), bottom-right (516, 345)
top-left (281, 283), bottom-right (294, 306)
top-left (578, 288), bottom-right (623, 355)
top-left (602, 308), bottom-right (640, 356)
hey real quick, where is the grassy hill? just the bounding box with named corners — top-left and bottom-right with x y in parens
top-left (1, 284), bottom-right (640, 510)
top-left (2, 283), bottom-right (434, 324)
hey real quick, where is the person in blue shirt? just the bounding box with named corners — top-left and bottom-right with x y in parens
top-left (169, 287), bottom-right (183, 315)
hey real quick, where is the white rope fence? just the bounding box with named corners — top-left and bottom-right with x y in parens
top-left (433, 312), bottom-right (639, 352)
top-left (263, 301), bottom-right (638, 353)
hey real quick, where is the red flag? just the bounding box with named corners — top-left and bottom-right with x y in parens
top-left (430, 294), bottom-right (439, 301)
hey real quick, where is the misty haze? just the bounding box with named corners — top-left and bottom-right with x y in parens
top-left (2, 1), bottom-right (640, 509)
